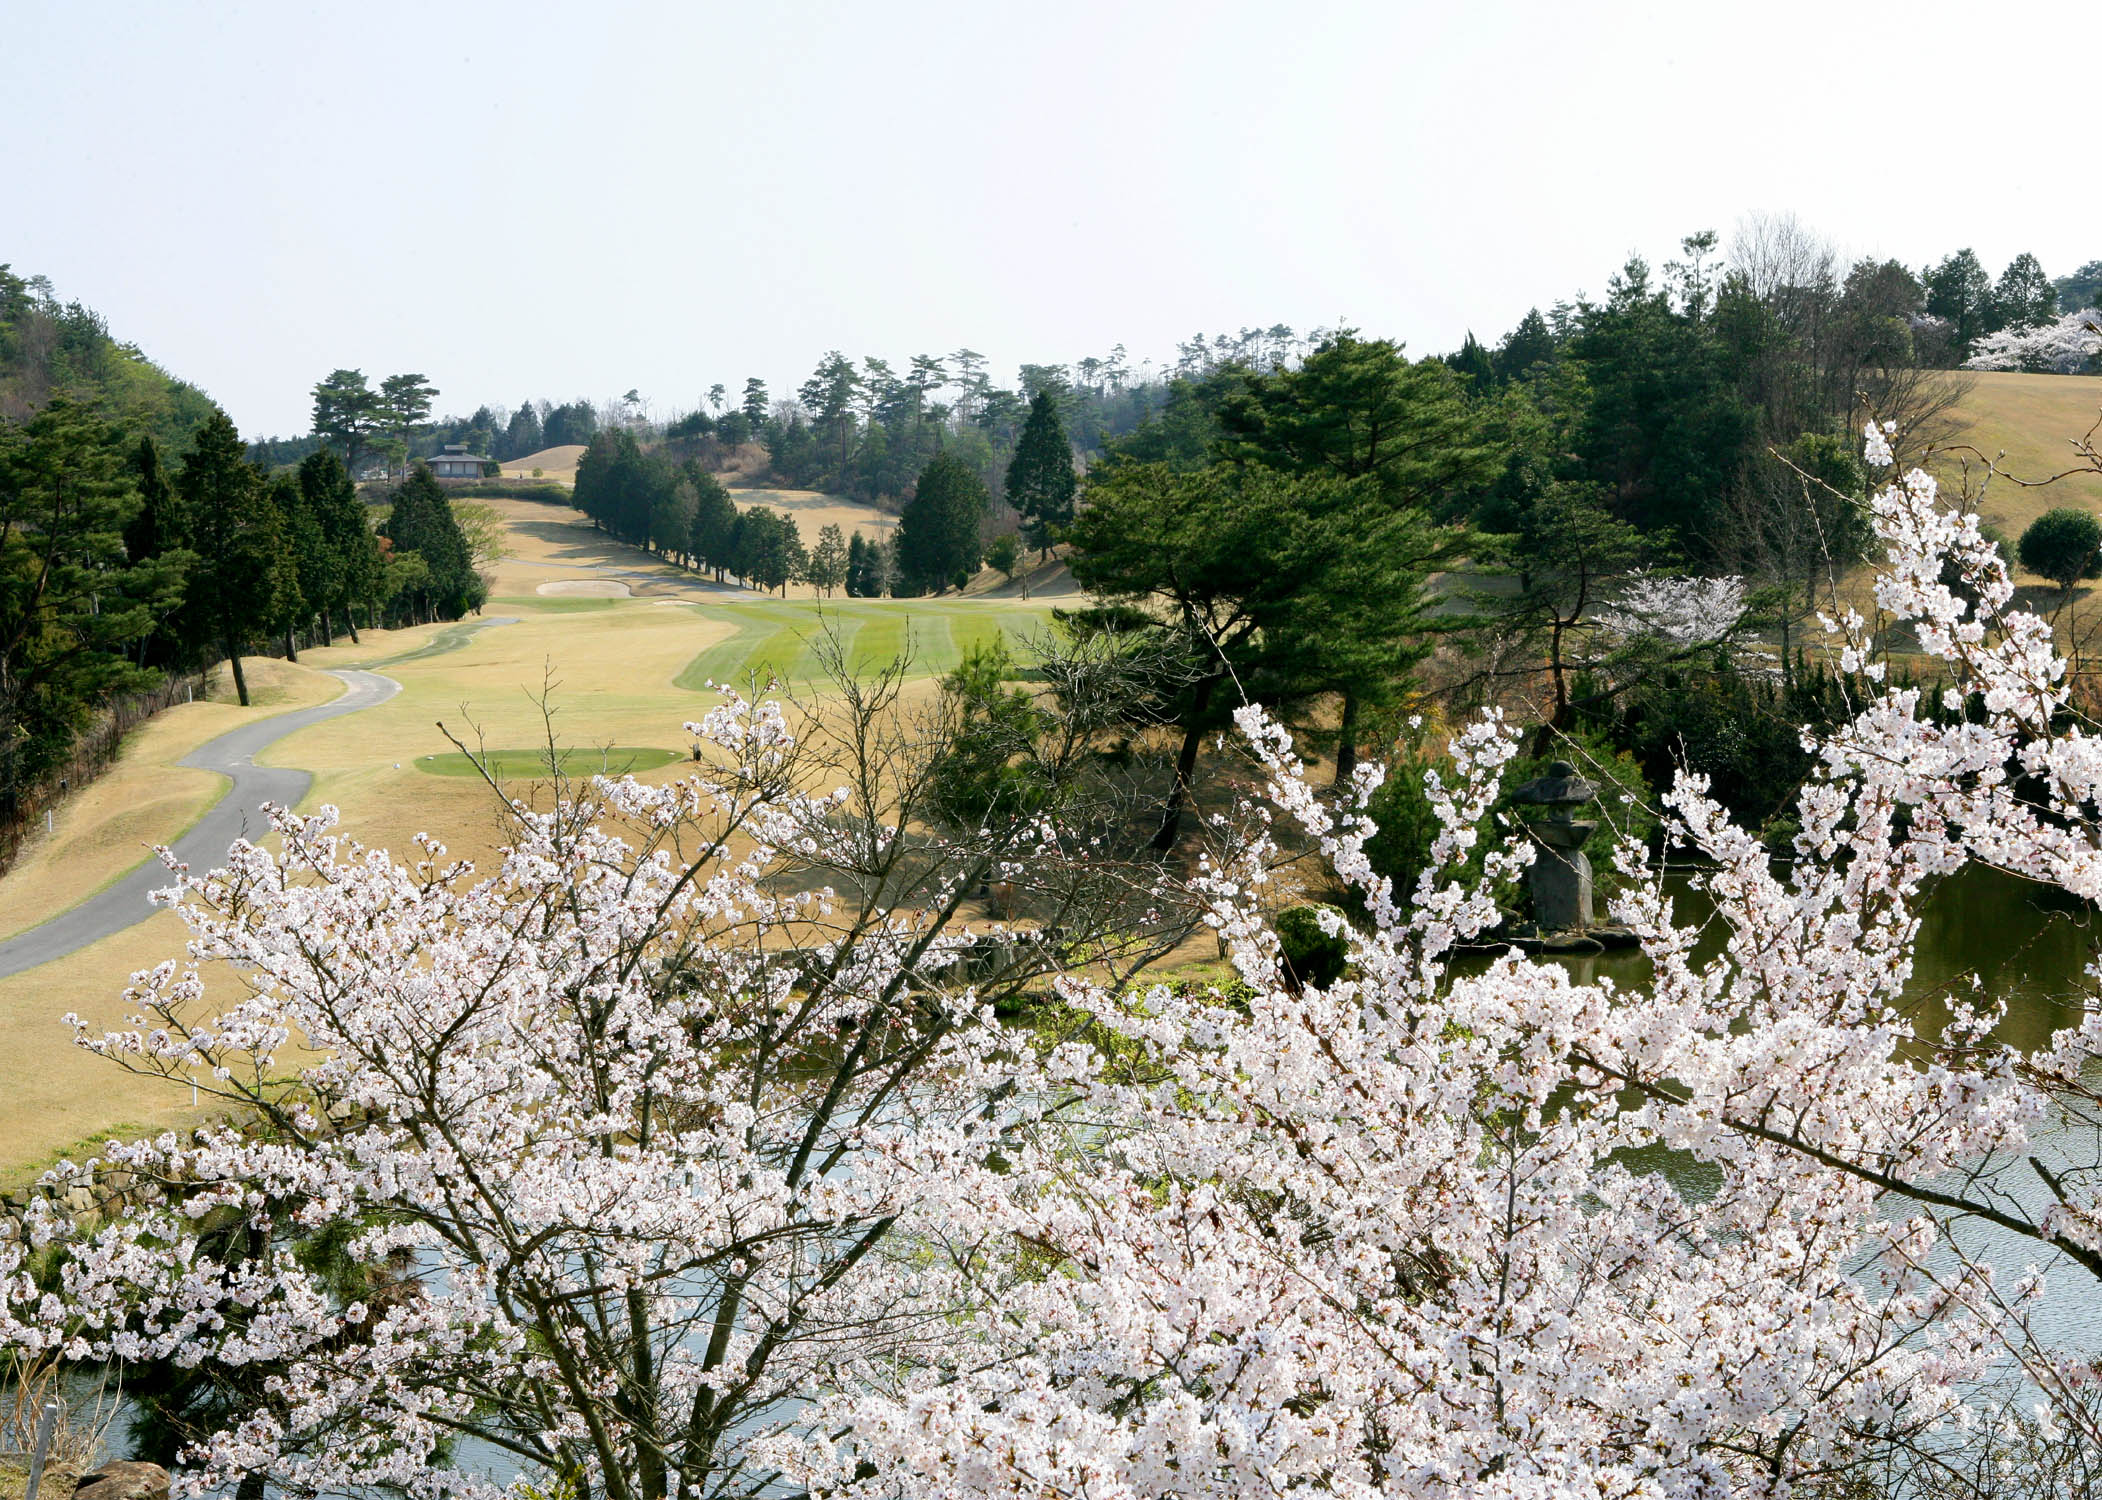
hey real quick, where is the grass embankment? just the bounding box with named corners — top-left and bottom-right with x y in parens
top-left (1936, 370), bottom-right (2102, 540)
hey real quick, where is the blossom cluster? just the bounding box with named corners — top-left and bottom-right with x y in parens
top-left (10, 434), bottom-right (2102, 1498)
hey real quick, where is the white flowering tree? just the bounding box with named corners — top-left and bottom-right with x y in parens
top-left (770, 434), bottom-right (2102, 1498)
top-left (20, 435), bottom-right (2102, 1497)
top-left (0, 647), bottom-right (1217, 1500)
top-left (1592, 569), bottom-right (1749, 649)
top-left (1964, 308), bottom-right (2102, 374)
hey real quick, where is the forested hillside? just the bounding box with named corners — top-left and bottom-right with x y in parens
top-left (0, 272), bottom-right (486, 867)
top-left (0, 266), bottom-right (217, 452)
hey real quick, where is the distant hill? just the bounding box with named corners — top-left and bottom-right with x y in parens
top-left (499, 443), bottom-right (587, 482)
top-left (1935, 371), bottom-right (2102, 540)
top-left (0, 264), bottom-right (217, 453)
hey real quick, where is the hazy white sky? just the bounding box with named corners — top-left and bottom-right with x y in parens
top-left (8, 0), bottom-right (2095, 437)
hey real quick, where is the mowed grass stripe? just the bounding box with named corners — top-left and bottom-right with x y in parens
top-left (674, 599), bottom-right (1060, 693)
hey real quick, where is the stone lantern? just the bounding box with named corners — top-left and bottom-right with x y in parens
top-left (1508, 760), bottom-right (1598, 931)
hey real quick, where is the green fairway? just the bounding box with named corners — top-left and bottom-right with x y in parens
top-left (412, 746), bottom-right (687, 779)
top-left (674, 599), bottom-right (1058, 691)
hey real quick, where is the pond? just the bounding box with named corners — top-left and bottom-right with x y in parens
top-left (1540, 862), bottom-right (2102, 1349)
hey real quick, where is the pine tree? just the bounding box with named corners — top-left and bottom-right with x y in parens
top-left (179, 410), bottom-right (294, 706)
top-left (378, 373), bottom-right (439, 481)
top-left (896, 452), bottom-right (988, 594)
top-left (311, 369), bottom-right (381, 479)
top-left (381, 465), bottom-right (482, 621)
top-left (0, 399), bottom-right (185, 810)
top-left (807, 523), bottom-right (849, 597)
top-left (1005, 391), bottom-right (1077, 560)
top-left (687, 470), bottom-right (739, 580)
top-left (300, 448), bottom-right (382, 642)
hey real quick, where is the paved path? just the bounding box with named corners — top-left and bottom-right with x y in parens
top-left (0, 669), bottom-right (401, 980)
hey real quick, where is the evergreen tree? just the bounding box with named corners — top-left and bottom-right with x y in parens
top-left (124, 434), bottom-right (197, 669)
top-left (807, 523), bottom-right (849, 596)
top-left (1068, 463), bottom-right (1453, 846)
top-left (895, 452), bottom-right (987, 594)
top-left (123, 434), bottom-right (184, 563)
top-left (1218, 330), bottom-right (1497, 507)
top-left (741, 377), bottom-right (769, 431)
top-left (732, 507), bottom-right (804, 594)
top-left (1448, 332), bottom-right (1496, 391)
top-left (300, 448), bottom-right (381, 643)
top-left (687, 470), bottom-right (739, 580)
top-left (378, 373), bottom-right (439, 481)
top-left (1923, 249), bottom-right (1995, 356)
top-left (1566, 259), bottom-right (1756, 550)
top-left (311, 368), bottom-right (381, 479)
top-left (264, 466), bottom-right (317, 655)
top-left (381, 465), bottom-right (482, 621)
top-left (1005, 391), bottom-right (1077, 559)
top-left (845, 533), bottom-right (874, 597)
top-left (1991, 252), bottom-right (2059, 332)
top-left (0, 398), bottom-right (185, 812)
top-left (180, 409), bottom-right (294, 706)
top-left (504, 400), bottom-right (544, 460)
top-left (1494, 308), bottom-right (1559, 381)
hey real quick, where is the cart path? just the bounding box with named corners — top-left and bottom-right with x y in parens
top-left (0, 668), bottom-right (402, 980)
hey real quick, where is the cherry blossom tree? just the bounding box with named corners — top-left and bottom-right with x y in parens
top-left (1591, 569), bottom-right (1748, 648)
top-left (1963, 307), bottom-right (2102, 374)
top-left (771, 431), bottom-right (2102, 1498)
top-left (20, 432), bottom-right (2102, 1498)
top-left (0, 644), bottom-right (1218, 1500)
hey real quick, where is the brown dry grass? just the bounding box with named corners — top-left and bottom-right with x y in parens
top-left (498, 443), bottom-right (585, 481)
top-left (0, 658), bottom-right (342, 942)
top-left (1935, 371), bottom-right (2102, 540)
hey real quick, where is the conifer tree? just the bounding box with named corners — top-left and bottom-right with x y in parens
top-left (179, 410), bottom-right (294, 706)
top-left (896, 452), bottom-right (987, 594)
top-left (687, 470), bottom-right (739, 580)
top-left (845, 533), bottom-right (873, 597)
top-left (807, 523), bottom-right (849, 596)
top-left (124, 434), bottom-right (198, 669)
top-left (380, 465), bottom-right (482, 622)
top-left (1005, 391), bottom-right (1076, 559)
top-left (0, 399), bottom-right (185, 809)
top-left (311, 369), bottom-right (381, 479)
top-left (269, 472), bottom-right (334, 656)
top-left (300, 448), bottom-right (381, 643)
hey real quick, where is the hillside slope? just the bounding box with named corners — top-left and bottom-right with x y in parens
top-left (0, 264), bottom-right (217, 450)
top-left (1935, 370), bottom-right (2102, 537)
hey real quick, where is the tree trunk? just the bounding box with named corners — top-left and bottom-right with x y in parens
top-left (319, 609), bottom-right (334, 648)
top-left (283, 629), bottom-right (299, 663)
top-left (1152, 678), bottom-right (1216, 852)
top-left (225, 647), bottom-right (250, 707)
top-left (1332, 693), bottom-right (1360, 787)
top-left (347, 605), bottom-right (362, 644)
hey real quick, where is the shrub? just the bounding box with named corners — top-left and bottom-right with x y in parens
top-left (1275, 903), bottom-right (1351, 988)
top-left (2017, 507), bottom-right (2102, 594)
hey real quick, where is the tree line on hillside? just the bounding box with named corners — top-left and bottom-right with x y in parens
top-left (1040, 221), bottom-right (2059, 854)
top-left (0, 395), bottom-right (485, 842)
top-left (0, 265), bottom-right (217, 448)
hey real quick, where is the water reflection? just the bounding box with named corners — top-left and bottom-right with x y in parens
top-left (1516, 863), bottom-right (2102, 1348)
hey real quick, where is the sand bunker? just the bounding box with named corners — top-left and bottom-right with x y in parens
top-left (537, 579), bottom-right (632, 598)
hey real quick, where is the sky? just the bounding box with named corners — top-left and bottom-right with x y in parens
top-left (7, 0), bottom-right (2096, 437)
